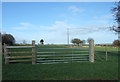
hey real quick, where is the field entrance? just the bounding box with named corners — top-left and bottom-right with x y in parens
top-left (36, 45), bottom-right (90, 64)
top-left (3, 40), bottom-right (94, 64)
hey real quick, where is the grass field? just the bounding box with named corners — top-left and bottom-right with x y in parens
top-left (2, 45), bottom-right (119, 80)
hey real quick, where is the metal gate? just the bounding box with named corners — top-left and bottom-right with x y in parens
top-left (36, 41), bottom-right (94, 64)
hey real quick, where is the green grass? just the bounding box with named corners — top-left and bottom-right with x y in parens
top-left (2, 45), bottom-right (118, 80)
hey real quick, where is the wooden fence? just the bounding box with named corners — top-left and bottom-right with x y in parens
top-left (3, 40), bottom-right (94, 64)
top-left (3, 40), bottom-right (36, 64)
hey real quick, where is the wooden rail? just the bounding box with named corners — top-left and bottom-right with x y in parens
top-left (6, 46), bottom-right (34, 48)
top-left (6, 56), bottom-right (32, 58)
top-left (8, 52), bottom-right (32, 54)
top-left (9, 60), bottom-right (32, 62)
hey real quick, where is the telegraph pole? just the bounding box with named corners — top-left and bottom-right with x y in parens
top-left (67, 28), bottom-right (69, 45)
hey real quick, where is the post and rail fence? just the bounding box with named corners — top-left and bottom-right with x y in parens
top-left (3, 40), bottom-right (94, 64)
top-left (3, 41), bottom-right (36, 64)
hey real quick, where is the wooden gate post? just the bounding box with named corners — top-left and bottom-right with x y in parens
top-left (32, 40), bottom-right (36, 64)
top-left (3, 43), bottom-right (9, 64)
top-left (89, 40), bottom-right (94, 63)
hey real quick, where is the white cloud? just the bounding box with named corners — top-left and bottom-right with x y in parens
top-left (12, 22), bottom-right (33, 30)
top-left (38, 20), bottom-right (109, 36)
top-left (51, 21), bottom-right (67, 30)
top-left (69, 6), bottom-right (79, 13)
top-left (12, 21), bottom-right (110, 34)
top-left (93, 14), bottom-right (113, 21)
top-left (20, 22), bottom-right (33, 26)
top-left (13, 27), bottom-right (28, 30)
top-left (11, 20), bottom-right (116, 44)
top-left (68, 6), bottom-right (85, 15)
top-left (93, 14), bottom-right (114, 24)
top-left (41, 21), bottom-right (115, 44)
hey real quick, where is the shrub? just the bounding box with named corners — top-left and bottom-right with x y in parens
top-left (113, 40), bottom-right (120, 47)
top-left (2, 34), bottom-right (15, 45)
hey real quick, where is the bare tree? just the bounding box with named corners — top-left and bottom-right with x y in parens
top-left (111, 1), bottom-right (120, 40)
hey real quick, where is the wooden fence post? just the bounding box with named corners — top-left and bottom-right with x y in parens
top-left (105, 47), bottom-right (108, 61)
top-left (89, 40), bottom-right (94, 63)
top-left (32, 40), bottom-right (36, 64)
top-left (3, 43), bottom-right (9, 64)
top-left (106, 50), bottom-right (108, 61)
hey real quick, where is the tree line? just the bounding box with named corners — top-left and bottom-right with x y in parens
top-left (1, 33), bottom-right (119, 47)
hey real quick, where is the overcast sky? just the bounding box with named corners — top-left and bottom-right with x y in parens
top-left (2, 2), bottom-right (118, 44)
